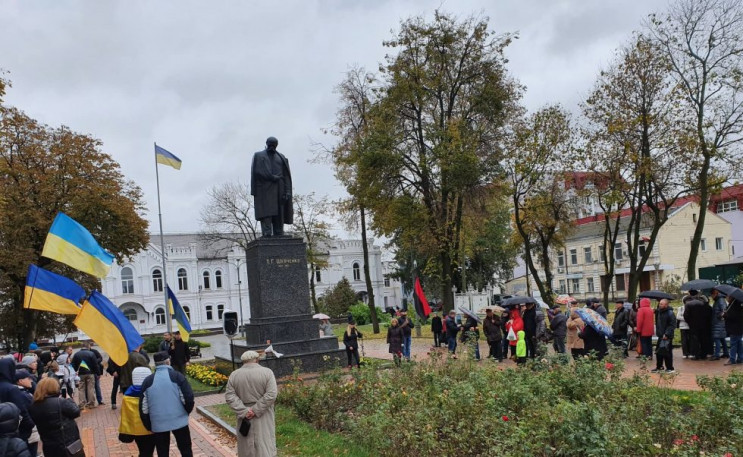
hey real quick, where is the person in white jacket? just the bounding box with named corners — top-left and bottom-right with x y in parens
top-left (677, 303), bottom-right (691, 358)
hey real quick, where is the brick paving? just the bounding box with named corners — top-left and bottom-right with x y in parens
top-left (75, 374), bottom-right (236, 456)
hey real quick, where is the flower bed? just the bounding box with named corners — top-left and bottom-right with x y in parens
top-left (279, 352), bottom-right (743, 456)
top-left (186, 363), bottom-right (228, 387)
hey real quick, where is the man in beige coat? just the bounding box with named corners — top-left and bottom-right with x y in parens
top-left (225, 350), bottom-right (278, 457)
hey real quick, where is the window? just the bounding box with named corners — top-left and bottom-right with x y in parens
top-left (206, 305), bottom-right (213, 321)
top-left (693, 213), bottom-right (697, 223)
top-left (203, 271), bottom-right (211, 289)
top-left (155, 308), bottom-right (166, 325)
top-left (716, 237), bottom-right (723, 251)
top-left (352, 262), bottom-right (361, 281)
top-left (719, 199), bottom-right (738, 213)
top-left (701, 238), bottom-right (707, 252)
top-left (571, 278), bottom-right (580, 293)
top-left (570, 249), bottom-right (578, 265)
top-left (614, 243), bottom-right (623, 260)
top-left (557, 252), bottom-right (565, 267)
top-left (599, 245), bottom-right (606, 262)
top-left (384, 296), bottom-right (389, 308)
top-left (178, 268), bottom-right (188, 290)
top-left (558, 280), bottom-right (566, 294)
top-left (384, 276), bottom-right (390, 287)
top-left (215, 270), bottom-right (223, 288)
top-left (183, 306), bottom-right (191, 322)
top-left (584, 247), bottom-right (592, 263)
top-left (121, 267), bottom-right (134, 294)
top-left (639, 243), bottom-right (646, 258)
top-left (615, 274), bottom-right (625, 291)
top-left (123, 308), bottom-right (137, 321)
top-left (152, 269), bottom-right (163, 293)
top-left (315, 269), bottom-right (321, 283)
top-left (587, 277), bottom-right (595, 293)
top-left (217, 304), bottom-right (225, 320)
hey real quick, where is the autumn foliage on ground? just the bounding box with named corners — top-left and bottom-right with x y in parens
top-left (279, 351), bottom-right (743, 456)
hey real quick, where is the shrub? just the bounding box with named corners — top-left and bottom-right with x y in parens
top-left (142, 336), bottom-right (161, 354)
top-left (348, 303), bottom-right (391, 326)
top-left (278, 352), bottom-right (743, 456)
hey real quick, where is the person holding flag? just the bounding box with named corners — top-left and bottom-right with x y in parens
top-left (71, 345), bottom-right (101, 409)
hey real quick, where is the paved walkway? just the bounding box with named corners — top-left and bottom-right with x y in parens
top-left (76, 374), bottom-right (236, 456)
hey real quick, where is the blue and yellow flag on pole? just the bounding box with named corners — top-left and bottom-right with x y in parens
top-left (74, 291), bottom-right (144, 366)
top-left (41, 213), bottom-right (115, 278)
top-left (167, 286), bottom-right (191, 342)
top-left (24, 264), bottom-right (85, 315)
top-left (155, 144), bottom-right (182, 170)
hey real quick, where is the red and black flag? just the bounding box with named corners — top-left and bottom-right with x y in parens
top-left (413, 277), bottom-right (432, 318)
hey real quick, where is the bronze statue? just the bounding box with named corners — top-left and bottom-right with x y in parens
top-left (250, 136), bottom-right (293, 237)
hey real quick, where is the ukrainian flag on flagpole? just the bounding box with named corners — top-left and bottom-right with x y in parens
top-left (41, 213), bottom-right (115, 278)
top-left (74, 291), bottom-right (144, 366)
top-left (155, 144), bottom-right (182, 170)
top-left (167, 286), bottom-right (191, 342)
top-left (24, 264), bottom-right (85, 315)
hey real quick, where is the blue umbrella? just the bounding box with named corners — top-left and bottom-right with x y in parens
top-left (574, 307), bottom-right (612, 338)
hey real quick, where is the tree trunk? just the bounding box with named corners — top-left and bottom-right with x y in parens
top-left (360, 206), bottom-right (380, 333)
top-left (687, 153), bottom-right (711, 281)
top-left (441, 249), bottom-right (454, 313)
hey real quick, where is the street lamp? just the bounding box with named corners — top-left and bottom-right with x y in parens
top-left (233, 258), bottom-right (246, 330)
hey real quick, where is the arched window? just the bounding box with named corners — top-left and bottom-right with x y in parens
top-left (215, 270), bottom-right (223, 289)
top-left (123, 308), bottom-right (137, 321)
top-left (178, 268), bottom-right (188, 291)
top-left (352, 262), bottom-right (361, 281)
top-left (155, 307), bottom-right (166, 325)
top-left (206, 305), bottom-right (213, 321)
top-left (203, 271), bottom-right (211, 290)
top-left (152, 269), bottom-right (163, 293)
top-left (183, 306), bottom-right (191, 322)
top-left (217, 304), bottom-right (225, 319)
top-left (121, 267), bottom-right (134, 294)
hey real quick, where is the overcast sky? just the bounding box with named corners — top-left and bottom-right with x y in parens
top-left (1, 0), bottom-right (669, 238)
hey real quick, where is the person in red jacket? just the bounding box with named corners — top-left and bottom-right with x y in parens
top-left (505, 309), bottom-right (524, 360)
top-left (635, 298), bottom-right (655, 360)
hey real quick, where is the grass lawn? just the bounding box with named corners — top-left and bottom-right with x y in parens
top-left (186, 375), bottom-right (221, 393)
top-left (207, 403), bottom-right (373, 457)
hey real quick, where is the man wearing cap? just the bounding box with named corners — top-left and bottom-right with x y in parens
top-left (139, 351), bottom-right (194, 456)
top-left (225, 350), bottom-right (278, 457)
top-left (548, 305), bottom-right (567, 354)
top-left (591, 298), bottom-right (608, 320)
top-left (0, 359), bottom-right (34, 451)
top-left (398, 309), bottom-right (414, 361)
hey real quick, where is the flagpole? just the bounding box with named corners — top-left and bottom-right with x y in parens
top-left (155, 142), bottom-right (173, 334)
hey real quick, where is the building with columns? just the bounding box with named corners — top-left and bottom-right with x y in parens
top-left (100, 234), bottom-right (402, 335)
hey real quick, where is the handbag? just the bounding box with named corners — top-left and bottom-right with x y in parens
top-left (507, 327), bottom-right (517, 341)
top-left (656, 339), bottom-right (670, 357)
top-left (58, 400), bottom-right (85, 457)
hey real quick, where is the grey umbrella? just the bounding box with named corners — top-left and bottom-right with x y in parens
top-left (638, 290), bottom-right (675, 300)
top-left (680, 279), bottom-right (717, 291)
top-left (458, 306), bottom-right (482, 323)
top-left (713, 284), bottom-right (743, 302)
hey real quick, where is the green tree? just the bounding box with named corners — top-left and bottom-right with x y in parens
top-left (291, 193), bottom-right (333, 314)
top-left (0, 87), bottom-right (149, 350)
top-left (320, 277), bottom-right (358, 318)
top-left (344, 12), bottom-right (521, 312)
top-left (649, 0), bottom-right (743, 280)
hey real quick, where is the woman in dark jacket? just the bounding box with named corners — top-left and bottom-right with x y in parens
top-left (343, 322), bottom-right (364, 369)
top-left (387, 319), bottom-right (404, 366)
top-left (579, 324), bottom-right (608, 361)
top-left (27, 378), bottom-right (82, 457)
top-left (0, 402), bottom-right (32, 457)
top-left (724, 296), bottom-right (743, 365)
top-left (483, 310), bottom-right (503, 361)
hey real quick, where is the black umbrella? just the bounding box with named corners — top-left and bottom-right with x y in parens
top-left (501, 296), bottom-right (537, 308)
top-left (680, 279), bottom-right (717, 291)
top-left (713, 284), bottom-right (743, 302)
top-left (638, 290), bottom-right (675, 300)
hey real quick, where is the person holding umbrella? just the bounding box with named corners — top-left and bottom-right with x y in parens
top-left (721, 288), bottom-right (743, 365)
top-left (710, 288), bottom-right (729, 361)
top-left (461, 312), bottom-right (481, 361)
top-left (683, 290), bottom-right (712, 360)
top-left (652, 299), bottom-right (676, 373)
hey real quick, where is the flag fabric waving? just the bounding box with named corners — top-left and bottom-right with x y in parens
top-left (41, 213), bottom-right (115, 278)
top-left (413, 277), bottom-right (432, 318)
top-left (155, 144), bottom-right (182, 170)
top-left (167, 286), bottom-right (191, 342)
top-left (24, 264), bottom-right (85, 315)
top-left (74, 291), bottom-right (144, 366)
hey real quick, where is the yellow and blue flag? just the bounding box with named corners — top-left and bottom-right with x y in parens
top-left (74, 291), bottom-right (144, 366)
top-left (24, 264), bottom-right (85, 315)
top-left (155, 144), bottom-right (182, 170)
top-left (41, 213), bottom-right (115, 278)
top-left (167, 286), bottom-right (191, 342)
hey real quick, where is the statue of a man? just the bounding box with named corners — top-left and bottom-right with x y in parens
top-left (250, 136), bottom-right (293, 237)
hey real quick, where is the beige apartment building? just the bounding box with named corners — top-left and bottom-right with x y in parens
top-left (545, 202), bottom-right (732, 301)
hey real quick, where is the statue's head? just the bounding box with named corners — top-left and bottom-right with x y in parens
top-left (266, 136), bottom-right (278, 152)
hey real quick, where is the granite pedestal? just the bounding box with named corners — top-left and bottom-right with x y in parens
top-left (227, 237), bottom-right (344, 376)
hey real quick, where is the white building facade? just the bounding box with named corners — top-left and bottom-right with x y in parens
top-left (100, 234), bottom-right (402, 335)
